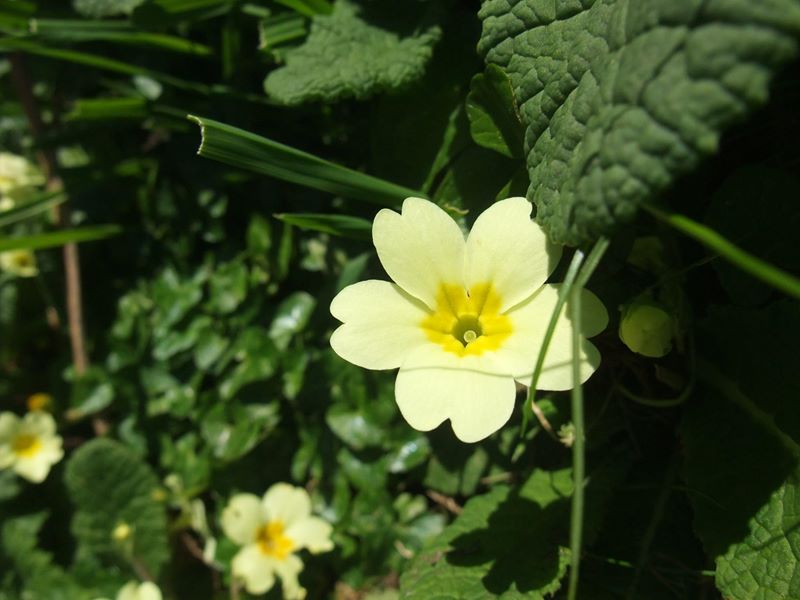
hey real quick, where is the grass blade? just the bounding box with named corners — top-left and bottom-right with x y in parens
top-left (0, 190), bottom-right (65, 228)
top-left (645, 204), bottom-right (800, 300)
top-left (0, 225), bottom-right (121, 251)
top-left (189, 115), bottom-right (422, 206)
top-left (275, 213), bottom-right (371, 240)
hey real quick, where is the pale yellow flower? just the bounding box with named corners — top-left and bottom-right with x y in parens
top-left (0, 249), bottom-right (38, 278)
top-left (0, 411), bottom-right (64, 483)
top-left (330, 197), bottom-right (607, 442)
top-left (0, 196), bottom-right (14, 212)
top-left (619, 301), bottom-right (674, 358)
top-left (116, 581), bottom-right (162, 600)
top-left (0, 152), bottom-right (43, 194)
top-left (221, 483), bottom-right (333, 598)
top-left (93, 581), bottom-right (163, 600)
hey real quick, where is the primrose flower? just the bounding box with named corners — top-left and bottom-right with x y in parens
top-left (330, 197), bottom-right (607, 443)
top-left (0, 249), bottom-right (38, 278)
top-left (95, 581), bottom-right (163, 600)
top-left (0, 152), bottom-right (43, 195)
top-left (0, 411), bottom-right (64, 483)
top-left (221, 483), bottom-right (333, 598)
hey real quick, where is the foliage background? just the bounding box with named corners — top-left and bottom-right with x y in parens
top-left (1, 0), bottom-right (800, 599)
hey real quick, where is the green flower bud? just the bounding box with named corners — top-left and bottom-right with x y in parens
top-left (619, 301), bottom-right (674, 358)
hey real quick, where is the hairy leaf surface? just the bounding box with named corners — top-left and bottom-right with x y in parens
top-left (479, 0), bottom-right (800, 245)
top-left (264, 0), bottom-right (441, 105)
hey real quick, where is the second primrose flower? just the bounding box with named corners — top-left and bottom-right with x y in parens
top-left (330, 197), bottom-right (608, 443)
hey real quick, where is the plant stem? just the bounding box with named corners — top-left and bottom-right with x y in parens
top-left (9, 52), bottom-right (89, 376)
top-left (567, 277), bottom-right (585, 600)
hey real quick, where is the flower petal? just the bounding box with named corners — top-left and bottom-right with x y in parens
top-left (23, 411), bottom-right (56, 437)
top-left (14, 454), bottom-right (52, 483)
top-left (221, 493), bottom-right (263, 545)
top-left (395, 348), bottom-right (517, 443)
top-left (136, 582), bottom-right (163, 600)
top-left (274, 554), bottom-right (306, 600)
top-left (116, 582), bottom-right (140, 600)
top-left (498, 285), bottom-right (608, 390)
top-left (232, 545), bottom-right (277, 595)
top-left (285, 516), bottom-right (333, 554)
top-left (330, 280), bottom-right (430, 370)
top-left (465, 197), bottom-right (562, 312)
top-left (373, 197), bottom-right (465, 308)
top-left (0, 412), bottom-right (20, 443)
top-left (262, 483), bottom-right (311, 528)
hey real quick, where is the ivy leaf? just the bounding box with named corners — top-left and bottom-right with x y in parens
top-left (478, 0), bottom-right (800, 245)
top-left (400, 469), bottom-right (573, 599)
top-left (682, 301), bottom-right (800, 599)
top-left (264, 0), bottom-right (442, 105)
top-left (64, 439), bottom-right (169, 578)
top-left (466, 64), bottom-right (525, 158)
top-left (269, 291), bottom-right (316, 351)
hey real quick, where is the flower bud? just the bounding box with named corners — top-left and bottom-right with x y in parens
top-left (619, 301), bottom-right (674, 358)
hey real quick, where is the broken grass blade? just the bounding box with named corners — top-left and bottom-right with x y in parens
top-left (189, 115), bottom-right (422, 206)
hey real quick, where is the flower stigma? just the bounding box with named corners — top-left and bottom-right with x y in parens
top-left (421, 282), bottom-right (512, 356)
top-left (256, 521), bottom-right (294, 559)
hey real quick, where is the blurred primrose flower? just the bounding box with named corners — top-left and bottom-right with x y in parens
top-left (329, 197), bottom-right (607, 443)
top-left (0, 151), bottom-right (43, 194)
top-left (221, 483), bottom-right (333, 599)
top-left (619, 300), bottom-right (675, 358)
top-left (0, 411), bottom-right (64, 483)
top-left (94, 581), bottom-right (162, 600)
top-left (0, 249), bottom-right (39, 278)
top-left (27, 392), bottom-right (53, 412)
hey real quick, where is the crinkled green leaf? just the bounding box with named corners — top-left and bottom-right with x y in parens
top-left (683, 301), bottom-right (800, 600)
top-left (401, 468), bottom-right (573, 599)
top-left (479, 0), bottom-right (800, 245)
top-left (74, 0), bottom-right (145, 18)
top-left (264, 0), bottom-right (442, 105)
top-left (64, 439), bottom-right (169, 577)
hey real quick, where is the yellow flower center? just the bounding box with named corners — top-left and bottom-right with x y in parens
top-left (256, 521), bottom-right (294, 559)
top-left (27, 393), bottom-right (52, 412)
top-left (421, 283), bottom-right (512, 356)
top-left (13, 253), bottom-right (33, 268)
top-left (12, 433), bottom-right (42, 458)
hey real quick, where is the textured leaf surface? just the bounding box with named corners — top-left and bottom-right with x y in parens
top-left (466, 64), bottom-right (525, 158)
top-left (478, 0), bottom-right (800, 245)
top-left (65, 439), bottom-right (169, 577)
top-left (683, 302), bottom-right (800, 599)
top-left (400, 469), bottom-right (572, 599)
top-left (264, 0), bottom-right (441, 105)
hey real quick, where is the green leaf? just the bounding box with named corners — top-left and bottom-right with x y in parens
top-left (326, 405), bottom-right (385, 451)
top-left (201, 403), bottom-right (280, 462)
top-left (274, 0), bottom-right (332, 18)
top-left (264, 0), bottom-right (441, 105)
top-left (64, 439), bottom-right (169, 578)
top-left (66, 97), bottom-right (148, 121)
top-left (73, 0), bottom-right (145, 17)
top-left (268, 291), bottom-right (316, 350)
top-left (259, 13), bottom-right (307, 51)
top-left (219, 327), bottom-right (278, 399)
top-left (275, 212), bottom-right (371, 240)
top-left (31, 19), bottom-right (213, 55)
top-left (401, 469), bottom-right (573, 599)
top-left (188, 115), bottom-right (422, 206)
top-left (478, 0), bottom-right (800, 245)
top-left (1, 512), bottom-right (88, 599)
top-left (466, 64), bottom-right (524, 158)
top-left (683, 302), bottom-right (800, 599)
top-left (207, 261), bottom-right (248, 314)
top-left (0, 225), bottom-right (121, 251)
